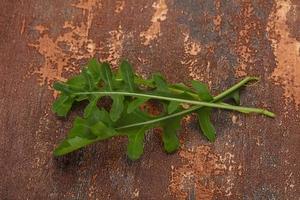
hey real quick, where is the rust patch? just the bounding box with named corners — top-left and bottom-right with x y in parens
top-left (235, 3), bottom-right (255, 77)
top-left (140, 0), bottom-right (168, 45)
top-left (268, 0), bottom-right (300, 108)
top-left (115, 0), bottom-right (125, 13)
top-left (181, 32), bottom-right (207, 82)
top-left (29, 0), bottom-right (100, 90)
top-left (169, 144), bottom-right (240, 199)
top-left (106, 25), bottom-right (124, 67)
top-left (183, 32), bottom-right (201, 56)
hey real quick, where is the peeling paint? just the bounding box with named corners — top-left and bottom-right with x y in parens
top-left (140, 0), bottom-right (168, 45)
top-left (268, 0), bottom-right (300, 108)
top-left (29, 0), bottom-right (100, 90)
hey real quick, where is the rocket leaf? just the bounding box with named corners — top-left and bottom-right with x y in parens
top-left (52, 59), bottom-right (275, 160)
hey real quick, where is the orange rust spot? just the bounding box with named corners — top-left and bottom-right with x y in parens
top-left (268, 0), bottom-right (300, 108)
top-left (140, 0), bottom-right (168, 45)
top-left (115, 0), bottom-right (125, 13)
top-left (183, 33), bottom-right (201, 56)
top-left (105, 25), bottom-right (124, 68)
top-left (29, 0), bottom-right (100, 94)
top-left (34, 24), bottom-right (48, 34)
top-left (213, 15), bottom-right (222, 31)
top-left (235, 3), bottom-right (255, 77)
top-left (181, 32), bottom-right (206, 82)
top-left (169, 145), bottom-right (227, 199)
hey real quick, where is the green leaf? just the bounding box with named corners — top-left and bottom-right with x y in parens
top-left (52, 94), bottom-right (74, 117)
top-left (82, 68), bottom-right (94, 91)
top-left (90, 121), bottom-right (117, 139)
top-left (162, 116), bottom-right (181, 153)
top-left (53, 82), bottom-right (78, 95)
top-left (116, 106), bottom-right (154, 160)
top-left (120, 60), bottom-right (136, 92)
top-left (54, 109), bottom-right (117, 156)
top-left (171, 83), bottom-right (194, 93)
top-left (66, 74), bottom-right (92, 101)
top-left (125, 125), bottom-right (150, 160)
top-left (88, 108), bottom-right (113, 127)
top-left (67, 74), bottom-right (86, 88)
top-left (100, 62), bottom-right (124, 121)
top-left (127, 97), bottom-right (149, 113)
top-left (226, 90), bottom-right (240, 105)
top-left (116, 106), bottom-right (154, 128)
top-left (153, 73), bottom-right (169, 91)
top-left (54, 136), bottom-right (94, 156)
top-left (100, 62), bottom-right (114, 90)
top-left (111, 95), bottom-right (124, 121)
top-left (52, 59), bottom-right (275, 160)
top-left (134, 75), bottom-right (154, 87)
top-left (191, 81), bottom-right (215, 141)
top-left (167, 101), bottom-right (180, 114)
top-left (191, 80), bottom-right (213, 101)
top-left (68, 117), bottom-right (98, 139)
top-left (197, 108), bottom-right (216, 142)
top-left (86, 58), bottom-right (101, 83)
top-left (99, 63), bottom-right (122, 120)
top-left (84, 97), bottom-right (99, 118)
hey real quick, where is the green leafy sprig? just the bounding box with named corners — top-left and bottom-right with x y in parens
top-left (52, 59), bottom-right (275, 160)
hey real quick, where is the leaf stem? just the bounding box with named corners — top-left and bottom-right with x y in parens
top-left (116, 77), bottom-right (275, 130)
top-left (114, 77), bottom-right (274, 130)
top-left (74, 77), bottom-right (275, 119)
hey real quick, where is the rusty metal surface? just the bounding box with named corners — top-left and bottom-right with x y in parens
top-left (1, 0), bottom-right (299, 199)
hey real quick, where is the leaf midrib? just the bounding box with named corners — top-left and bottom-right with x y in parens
top-left (73, 91), bottom-right (274, 117)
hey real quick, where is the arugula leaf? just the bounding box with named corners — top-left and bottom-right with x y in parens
top-left (167, 101), bottom-right (180, 114)
top-left (197, 108), bottom-right (216, 141)
top-left (52, 60), bottom-right (102, 117)
top-left (171, 83), bottom-right (194, 93)
top-left (116, 106), bottom-right (155, 160)
top-left (100, 62), bottom-right (114, 90)
top-left (52, 59), bottom-right (275, 160)
top-left (100, 62), bottom-right (124, 121)
top-left (53, 82), bottom-right (81, 95)
top-left (127, 97), bottom-right (149, 113)
top-left (124, 125), bottom-right (150, 160)
top-left (54, 108), bottom-right (117, 156)
top-left (54, 137), bottom-right (94, 156)
top-left (153, 73), bottom-right (169, 92)
top-left (191, 80), bottom-right (213, 101)
top-left (82, 68), bottom-right (95, 91)
top-left (85, 58), bottom-right (101, 83)
top-left (84, 96), bottom-right (100, 118)
top-left (67, 74), bottom-right (86, 88)
top-left (225, 90), bottom-right (240, 105)
top-left (162, 116), bottom-right (181, 153)
top-left (119, 61), bottom-right (147, 115)
top-left (120, 60), bottom-right (136, 92)
top-left (191, 80), bottom-right (216, 141)
top-left (110, 95), bottom-right (124, 121)
top-left (52, 94), bottom-right (74, 117)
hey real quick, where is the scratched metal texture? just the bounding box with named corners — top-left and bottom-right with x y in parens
top-left (0, 0), bottom-right (299, 199)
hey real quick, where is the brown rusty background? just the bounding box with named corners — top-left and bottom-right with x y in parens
top-left (1, 0), bottom-right (299, 199)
